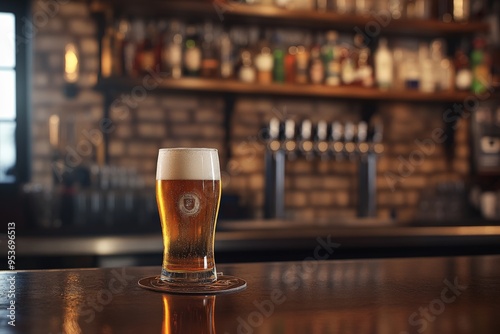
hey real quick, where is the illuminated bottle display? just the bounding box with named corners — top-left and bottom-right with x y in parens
top-left (101, 17), bottom-right (491, 95)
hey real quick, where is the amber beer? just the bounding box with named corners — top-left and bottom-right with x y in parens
top-left (156, 148), bottom-right (221, 284)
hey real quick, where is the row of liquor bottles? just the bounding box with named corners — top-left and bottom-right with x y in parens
top-left (263, 117), bottom-right (384, 161)
top-left (232, 0), bottom-right (487, 22)
top-left (101, 18), bottom-right (492, 93)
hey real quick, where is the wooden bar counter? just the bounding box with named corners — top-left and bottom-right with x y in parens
top-left (1, 255), bottom-right (499, 333)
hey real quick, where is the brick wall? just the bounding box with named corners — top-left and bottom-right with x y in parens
top-left (31, 0), bottom-right (470, 223)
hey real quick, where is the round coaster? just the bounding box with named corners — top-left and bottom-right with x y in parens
top-left (138, 275), bottom-right (247, 295)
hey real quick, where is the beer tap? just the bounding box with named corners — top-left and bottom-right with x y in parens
top-left (331, 121), bottom-right (344, 161)
top-left (283, 119), bottom-right (297, 161)
top-left (371, 120), bottom-right (384, 155)
top-left (315, 120), bottom-right (329, 160)
top-left (358, 118), bottom-right (384, 218)
top-left (299, 119), bottom-right (315, 161)
top-left (344, 121), bottom-right (356, 161)
top-left (357, 121), bottom-right (369, 160)
top-left (267, 117), bottom-right (281, 153)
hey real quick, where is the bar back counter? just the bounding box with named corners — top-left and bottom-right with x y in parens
top-left (1, 255), bottom-right (499, 333)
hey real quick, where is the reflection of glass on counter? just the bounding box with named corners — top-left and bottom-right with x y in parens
top-left (162, 294), bottom-right (216, 334)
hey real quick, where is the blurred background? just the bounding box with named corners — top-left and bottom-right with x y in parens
top-left (1, 0), bottom-right (500, 269)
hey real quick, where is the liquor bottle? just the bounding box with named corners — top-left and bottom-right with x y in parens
top-left (453, 0), bottom-right (470, 22)
top-left (309, 45), bottom-right (324, 84)
top-left (374, 38), bottom-right (393, 90)
top-left (154, 21), bottom-right (166, 73)
top-left (430, 39), bottom-right (445, 90)
top-left (201, 21), bottom-right (220, 78)
top-left (255, 46), bottom-right (274, 84)
top-left (454, 46), bottom-right (472, 91)
top-left (140, 21), bottom-right (157, 73)
top-left (418, 42), bottom-right (435, 92)
top-left (285, 46), bottom-right (297, 83)
top-left (438, 0), bottom-right (453, 22)
top-left (162, 20), bottom-right (183, 79)
top-left (220, 32), bottom-right (233, 79)
top-left (295, 45), bottom-right (309, 84)
top-left (122, 20), bottom-right (136, 77)
top-left (183, 25), bottom-right (202, 77)
top-left (101, 25), bottom-right (114, 78)
top-left (340, 46), bottom-right (356, 86)
top-left (273, 39), bottom-right (285, 83)
top-left (471, 37), bottom-right (491, 94)
top-left (404, 54), bottom-right (420, 90)
top-left (353, 34), bottom-right (373, 87)
top-left (336, 0), bottom-right (354, 14)
top-left (323, 31), bottom-right (341, 86)
top-left (239, 50), bottom-right (256, 83)
top-left (132, 20), bottom-right (146, 77)
top-left (113, 19), bottom-right (128, 76)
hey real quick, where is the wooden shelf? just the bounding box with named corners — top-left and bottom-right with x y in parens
top-left (97, 76), bottom-right (478, 103)
top-left (98, 0), bottom-right (489, 36)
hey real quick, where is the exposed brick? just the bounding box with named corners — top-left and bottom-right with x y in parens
top-left (35, 35), bottom-right (66, 53)
top-left (399, 176), bottom-right (429, 189)
top-left (322, 176), bottom-right (351, 190)
top-left (195, 108), bottom-right (224, 123)
top-left (137, 123), bottom-right (166, 139)
top-left (287, 160), bottom-right (313, 174)
top-left (309, 191), bottom-right (334, 206)
top-left (32, 89), bottom-right (65, 105)
top-left (127, 143), bottom-right (158, 157)
top-left (78, 73), bottom-right (98, 88)
top-left (293, 176), bottom-right (316, 190)
top-left (68, 19), bottom-right (96, 36)
top-left (335, 191), bottom-right (349, 206)
top-left (33, 73), bottom-right (50, 88)
top-left (286, 191), bottom-right (308, 207)
top-left (168, 109), bottom-right (191, 122)
top-left (406, 191), bottom-right (421, 206)
top-left (162, 95), bottom-right (199, 110)
top-left (114, 125), bottom-right (133, 138)
top-left (232, 123), bottom-right (259, 139)
top-left (292, 208), bottom-right (315, 222)
top-left (137, 107), bottom-right (165, 121)
top-left (80, 37), bottom-right (99, 55)
top-left (199, 125), bottom-right (225, 139)
top-left (75, 90), bottom-right (103, 105)
top-left (248, 174), bottom-right (264, 191)
top-left (56, 1), bottom-right (89, 17)
top-left (108, 141), bottom-right (125, 157)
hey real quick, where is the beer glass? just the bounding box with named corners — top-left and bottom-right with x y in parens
top-left (156, 148), bottom-right (221, 284)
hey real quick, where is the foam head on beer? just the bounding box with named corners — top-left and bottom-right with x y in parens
top-left (156, 148), bottom-right (221, 284)
top-left (156, 148), bottom-right (221, 181)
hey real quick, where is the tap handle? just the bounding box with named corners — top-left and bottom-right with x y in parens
top-left (316, 120), bottom-right (327, 141)
top-left (331, 121), bottom-right (343, 141)
top-left (285, 119), bottom-right (295, 140)
top-left (344, 122), bottom-right (355, 142)
top-left (301, 119), bottom-right (312, 140)
top-left (357, 121), bottom-right (368, 142)
top-left (269, 117), bottom-right (280, 140)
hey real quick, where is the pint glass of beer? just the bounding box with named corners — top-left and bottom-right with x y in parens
top-left (156, 148), bottom-right (221, 284)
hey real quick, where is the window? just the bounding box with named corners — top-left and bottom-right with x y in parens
top-left (0, 12), bottom-right (17, 183)
top-left (0, 1), bottom-right (30, 187)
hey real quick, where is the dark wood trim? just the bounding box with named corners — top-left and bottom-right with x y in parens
top-left (97, 76), bottom-right (488, 103)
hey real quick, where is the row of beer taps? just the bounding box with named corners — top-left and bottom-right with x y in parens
top-left (265, 117), bottom-right (384, 161)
